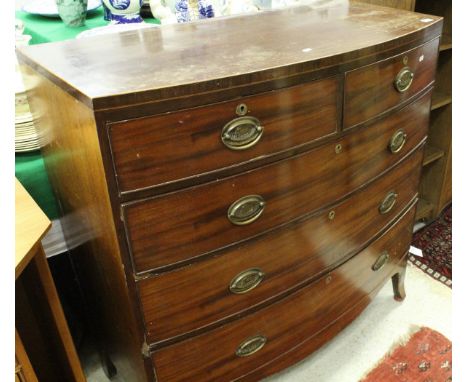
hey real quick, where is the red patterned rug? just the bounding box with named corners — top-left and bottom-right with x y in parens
top-left (410, 204), bottom-right (452, 288)
top-left (360, 327), bottom-right (452, 382)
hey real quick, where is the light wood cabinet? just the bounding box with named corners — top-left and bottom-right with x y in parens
top-left (15, 180), bottom-right (85, 382)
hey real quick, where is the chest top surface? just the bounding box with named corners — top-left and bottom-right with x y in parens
top-left (17, 0), bottom-right (441, 110)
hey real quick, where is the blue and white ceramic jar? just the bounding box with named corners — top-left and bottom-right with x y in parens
top-left (101, 0), bottom-right (144, 23)
top-left (175, 0), bottom-right (214, 23)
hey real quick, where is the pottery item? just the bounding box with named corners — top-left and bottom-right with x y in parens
top-left (149, 0), bottom-right (177, 24)
top-left (161, 0), bottom-right (176, 11)
top-left (175, 0), bottom-right (214, 22)
top-left (102, 1), bottom-right (112, 19)
top-left (56, 0), bottom-right (88, 26)
top-left (15, 19), bottom-right (25, 35)
top-left (253, 0), bottom-right (272, 9)
top-left (15, 20), bottom-right (32, 56)
top-left (101, 0), bottom-right (144, 23)
top-left (220, 0), bottom-right (258, 15)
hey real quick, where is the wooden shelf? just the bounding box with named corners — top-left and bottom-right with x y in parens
top-left (416, 199), bottom-right (434, 221)
top-left (423, 145), bottom-right (444, 166)
top-left (392, 0), bottom-right (452, 221)
top-left (439, 33), bottom-right (452, 51)
top-left (431, 90), bottom-right (452, 110)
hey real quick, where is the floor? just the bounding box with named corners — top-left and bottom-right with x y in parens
top-left (83, 263), bottom-right (451, 382)
top-left (264, 262), bottom-right (451, 382)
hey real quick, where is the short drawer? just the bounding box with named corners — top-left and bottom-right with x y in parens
top-left (139, 147), bottom-right (422, 344)
top-left (123, 90), bottom-right (431, 273)
top-left (151, 204), bottom-right (416, 382)
top-left (344, 38), bottom-right (438, 128)
top-left (108, 77), bottom-right (338, 194)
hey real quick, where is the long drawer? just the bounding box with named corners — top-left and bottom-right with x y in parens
top-left (237, 282), bottom-right (386, 382)
top-left (108, 77), bottom-right (338, 194)
top-left (123, 91), bottom-right (431, 273)
top-left (344, 38), bottom-right (438, 128)
top-left (151, 203), bottom-right (416, 382)
top-left (139, 146), bottom-right (423, 344)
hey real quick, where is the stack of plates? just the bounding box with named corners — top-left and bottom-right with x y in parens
top-left (15, 69), bottom-right (45, 153)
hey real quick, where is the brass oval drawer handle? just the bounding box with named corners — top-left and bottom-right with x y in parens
top-left (394, 67), bottom-right (414, 93)
top-left (230, 268), bottom-right (265, 294)
top-left (236, 335), bottom-right (267, 357)
top-left (379, 191), bottom-right (398, 215)
top-left (221, 116), bottom-right (264, 150)
top-left (389, 129), bottom-right (407, 154)
top-left (227, 195), bottom-right (266, 225)
top-left (372, 251), bottom-right (390, 271)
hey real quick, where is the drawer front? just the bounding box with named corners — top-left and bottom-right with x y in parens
top-left (151, 204), bottom-right (416, 382)
top-left (344, 38), bottom-right (438, 128)
top-left (124, 91), bottom-right (430, 273)
top-left (139, 147), bottom-right (423, 344)
top-left (109, 78), bottom-right (338, 194)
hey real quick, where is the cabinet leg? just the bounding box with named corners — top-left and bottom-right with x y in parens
top-left (392, 265), bottom-right (407, 302)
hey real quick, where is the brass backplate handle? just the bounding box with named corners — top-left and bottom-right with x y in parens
top-left (372, 251), bottom-right (390, 271)
top-left (394, 67), bottom-right (414, 93)
top-left (227, 195), bottom-right (266, 225)
top-left (236, 335), bottom-right (267, 357)
top-left (379, 191), bottom-right (398, 214)
top-left (230, 268), bottom-right (265, 294)
top-left (389, 129), bottom-right (407, 154)
top-left (221, 116), bottom-right (264, 150)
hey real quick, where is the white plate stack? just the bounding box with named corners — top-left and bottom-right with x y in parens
top-left (15, 69), bottom-right (44, 153)
top-left (15, 19), bottom-right (43, 153)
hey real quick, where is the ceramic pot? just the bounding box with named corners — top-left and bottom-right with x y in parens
top-left (56, 0), bottom-right (88, 27)
top-left (102, 1), bottom-right (112, 20)
top-left (175, 0), bottom-right (214, 22)
top-left (149, 0), bottom-right (177, 24)
top-left (102, 0), bottom-right (144, 23)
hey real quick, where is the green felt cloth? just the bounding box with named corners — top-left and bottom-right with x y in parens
top-left (15, 151), bottom-right (61, 219)
top-left (15, 8), bottom-right (160, 219)
top-left (16, 8), bottom-right (108, 44)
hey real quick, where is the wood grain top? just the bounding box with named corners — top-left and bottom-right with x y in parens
top-left (16, 1), bottom-right (441, 110)
top-left (15, 179), bottom-right (51, 278)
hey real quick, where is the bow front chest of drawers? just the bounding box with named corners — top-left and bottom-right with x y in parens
top-left (18, 3), bottom-right (442, 381)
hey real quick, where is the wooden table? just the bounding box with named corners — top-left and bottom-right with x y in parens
top-left (15, 179), bottom-right (85, 382)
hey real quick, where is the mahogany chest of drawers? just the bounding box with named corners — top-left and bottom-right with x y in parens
top-left (17, 2), bottom-right (442, 381)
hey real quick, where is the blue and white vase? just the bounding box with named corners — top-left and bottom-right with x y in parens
top-left (175, 0), bottom-right (214, 23)
top-left (102, 1), bottom-right (111, 20)
top-left (101, 0), bottom-right (144, 23)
